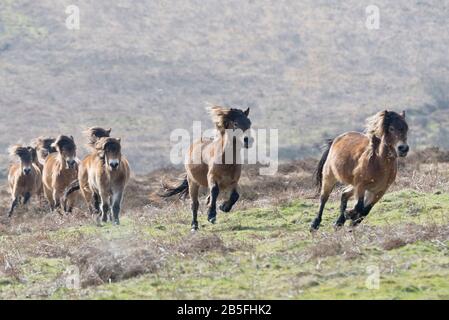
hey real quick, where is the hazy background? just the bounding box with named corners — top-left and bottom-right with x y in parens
top-left (1, 0), bottom-right (449, 176)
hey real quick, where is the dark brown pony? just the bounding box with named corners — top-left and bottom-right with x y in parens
top-left (311, 110), bottom-right (409, 231)
top-left (161, 105), bottom-right (252, 231)
top-left (7, 145), bottom-right (42, 217)
top-left (63, 127), bottom-right (130, 225)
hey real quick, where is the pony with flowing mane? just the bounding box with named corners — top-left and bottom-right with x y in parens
top-left (63, 127), bottom-right (130, 225)
top-left (161, 105), bottom-right (252, 231)
top-left (42, 135), bottom-right (78, 212)
top-left (7, 145), bottom-right (42, 217)
top-left (312, 110), bottom-right (409, 231)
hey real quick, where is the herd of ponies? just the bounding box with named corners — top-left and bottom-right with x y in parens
top-left (6, 106), bottom-right (409, 231)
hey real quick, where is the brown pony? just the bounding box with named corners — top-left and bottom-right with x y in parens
top-left (32, 137), bottom-right (57, 169)
top-left (42, 135), bottom-right (78, 212)
top-left (31, 137), bottom-right (56, 199)
top-left (7, 145), bottom-right (42, 217)
top-left (311, 110), bottom-right (409, 231)
top-left (63, 127), bottom-right (130, 225)
top-left (161, 105), bottom-right (252, 231)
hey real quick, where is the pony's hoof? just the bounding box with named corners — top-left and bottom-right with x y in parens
top-left (345, 210), bottom-right (359, 220)
top-left (219, 203), bottom-right (231, 213)
top-left (208, 216), bottom-right (217, 224)
top-left (310, 218), bottom-right (321, 232)
top-left (113, 220), bottom-right (120, 226)
top-left (349, 218), bottom-right (363, 227)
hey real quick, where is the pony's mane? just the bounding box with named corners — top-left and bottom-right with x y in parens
top-left (84, 127), bottom-right (111, 149)
top-left (32, 137), bottom-right (57, 155)
top-left (27, 146), bottom-right (39, 163)
top-left (8, 144), bottom-right (32, 161)
top-left (207, 105), bottom-right (247, 130)
top-left (94, 137), bottom-right (121, 152)
top-left (53, 135), bottom-right (76, 150)
top-left (365, 111), bottom-right (388, 138)
top-left (365, 110), bottom-right (406, 138)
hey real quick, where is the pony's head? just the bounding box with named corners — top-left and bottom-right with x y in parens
top-left (32, 137), bottom-right (56, 163)
top-left (95, 137), bottom-right (122, 171)
top-left (52, 135), bottom-right (77, 169)
top-left (9, 145), bottom-right (33, 175)
top-left (208, 105), bottom-right (253, 148)
top-left (84, 127), bottom-right (112, 149)
top-left (366, 110), bottom-right (409, 157)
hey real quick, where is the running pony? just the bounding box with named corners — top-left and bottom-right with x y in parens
top-left (311, 110), bottom-right (409, 230)
top-left (161, 105), bottom-right (252, 231)
top-left (63, 127), bottom-right (130, 225)
top-left (42, 135), bottom-right (78, 212)
top-left (7, 145), bottom-right (42, 217)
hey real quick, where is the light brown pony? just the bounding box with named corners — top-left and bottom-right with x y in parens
top-left (31, 137), bottom-right (56, 199)
top-left (161, 106), bottom-right (252, 231)
top-left (32, 137), bottom-right (57, 169)
top-left (63, 127), bottom-right (130, 225)
top-left (311, 110), bottom-right (409, 231)
top-left (7, 145), bottom-right (42, 217)
top-left (42, 135), bottom-right (78, 212)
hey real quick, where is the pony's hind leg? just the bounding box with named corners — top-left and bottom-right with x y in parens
top-left (335, 186), bottom-right (354, 228)
top-left (219, 185), bottom-right (239, 213)
top-left (207, 181), bottom-right (219, 224)
top-left (311, 174), bottom-right (336, 231)
top-left (188, 179), bottom-right (200, 231)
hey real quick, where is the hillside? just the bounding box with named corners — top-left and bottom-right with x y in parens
top-left (1, 0), bottom-right (449, 175)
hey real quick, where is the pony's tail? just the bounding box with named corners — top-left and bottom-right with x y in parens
top-left (63, 180), bottom-right (80, 204)
top-left (159, 175), bottom-right (189, 199)
top-left (315, 139), bottom-right (333, 192)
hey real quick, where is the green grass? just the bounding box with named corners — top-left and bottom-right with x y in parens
top-left (0, 190), bottom-right (448, 299)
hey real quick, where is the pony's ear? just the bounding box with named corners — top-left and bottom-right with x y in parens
top-left (401, 110), bottom-right (406, 118)
top-left (244, 107), bottom-right (250, 116)
top-left (117, 138), bottom-right (121, 144)
top-left (51, 142), bottom-right (58, 151)
top-left (70, 135), bottom-right (74, 141)
top-left (107, 128), bottom-right (112, 135)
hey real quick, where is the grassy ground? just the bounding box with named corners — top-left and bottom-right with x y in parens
top-left (0, 188), bottom-right (447, 299)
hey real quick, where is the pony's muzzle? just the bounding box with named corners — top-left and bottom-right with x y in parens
top-left (23, 167), bottom-right (32, 175)
top-left (397, 144), bottom-right (409, 157)
top-left (67, 159), bottom-right (76, 169)
top-left (109, 160), bottom-right (120, 169)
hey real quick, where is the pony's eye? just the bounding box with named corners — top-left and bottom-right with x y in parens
top-left (389, 126), bottom-right (395, 132)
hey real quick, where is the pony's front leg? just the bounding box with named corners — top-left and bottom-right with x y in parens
top-left (207, 182), bottom-right (219, 224)
top-left (111, 191), bottom-right (123, 225)
top-left (335, 186), bottom-right (354, 228)
top-left (351, 190), bottom-right (384, 226)
top-left (52, 189), bottom-right (62, 212)
top-left (8, 196), bottom-right (19, 217)
top-left (345, 185), bottom-right (366, 222)
top-left (219, 185), bottom-right (239, 213)
top-left (99, 192), bottom-right (110, 224)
